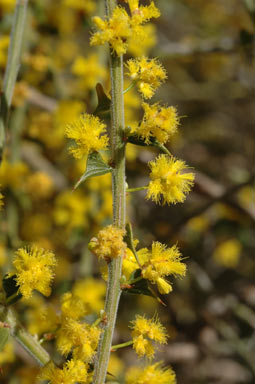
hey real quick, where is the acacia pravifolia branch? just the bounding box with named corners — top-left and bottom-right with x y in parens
top-left (92, 1), bottom-right (126, 383)
top-left (0, 0), bottom-right (29, 162)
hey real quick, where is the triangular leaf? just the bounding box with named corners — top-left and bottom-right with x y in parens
top-left (93, 83), bottom-right (111, 120)
top-left (127, 134), bottom-right (171, 155)
top-left (3, 274), bottom-right (22, 304)
top-left (74, 152), bottom-right (112, 189)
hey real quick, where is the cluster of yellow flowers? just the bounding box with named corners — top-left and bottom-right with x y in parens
top-left (131, 315), bottom-right (168, 358)
top-left (8, 246), bottom-right (57, 299)
top-left (89, 224), bottom-right (126, 261)
top-left (91, 0), bottom-right (160, 55)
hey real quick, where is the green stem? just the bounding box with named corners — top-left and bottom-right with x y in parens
top-left (0, 306), bottom-right (50, 366)
top-left (123, 81), bottom-right (136, 94)
top-left (127, 185), bottom-right (148, 193)
top-left (111, 340), bottom-right (133, 351)
top-left (156, 142), bottom-right (172, 156)
top-left (0, 0), bottom-right (29, 162)
top-left (129, 276), bottom-right (143, 285)
top-left (92, 1), bottom-right (126, 383)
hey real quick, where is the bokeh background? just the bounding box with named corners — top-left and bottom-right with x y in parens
top-left (0, 0), bottom-right (254, 383)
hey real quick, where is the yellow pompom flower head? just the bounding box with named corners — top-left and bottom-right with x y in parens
top-left (126, 361), bottom-right (176, 384)
top-left (89, 225), bottom-right (126, 262)
top-left (132, 102), bottom-right (179, 145)
top-left (39, 359), bottom-right (88, 384)
top-left (147, 154), bottom-right (195, 205)
top-left (141, 242), bottom-right (186, 294)
top-left (9, 245), bottom-right (57, 299)
top-left (90, 1), bottom-right (160, 56)
top-left (65, 113), bottom-right (108, 159)
top-left (130, 315), bottom-right (168, 358)
top-left (126, 57), bottom-right (167, 99)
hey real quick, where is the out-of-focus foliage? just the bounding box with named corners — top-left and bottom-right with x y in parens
top-left (0, 0), bottom-right (254, 383)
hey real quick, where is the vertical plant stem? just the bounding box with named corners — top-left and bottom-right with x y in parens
top-left (0, 0), bottom-right (29, 162)
top-left (92, 1), bottom-right (126, 383)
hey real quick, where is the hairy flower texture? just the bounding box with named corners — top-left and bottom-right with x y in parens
top-left (57, 318), bottom-right (101, 362)
top-left (65, 113), bottom-right (108, 159)
top-left (61, 292), bottom-right (88, 320)
top-left (147, 155), bottom-right (195, 205)
top-left (73, 277), bottom-right (106, 314)
top-left (91, 7), bottom-right (131, 56)
top-left (71, 54), bottom-right (106, 92)
top-left (10, 246), bottom-right (57, 299)
top-left (142, 242), bottom-right (186, 294)
top-left (125, 362), bottom-right (176, 384)
top-left (126, 57), bottom-right (167, 99)
top-left (130, 315), bottom-right (168, 358)
top-left (91, 1), bottom-right (160, 56)
top-left (133, 103), bottom-right (179, 144)
top-left (39, 359), bottom-right (88, 384)
top-left (89, 225), bottom-right (126, 261)
top-left (63, 0), bottom-right (95, 13)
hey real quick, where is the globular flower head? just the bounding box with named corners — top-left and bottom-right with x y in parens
top-left (133, 103), bottom-right (179, 144)
top-left (10, 246), bottom-right (57, 299)
top-left (147, 154), bottom-right (195, 205)
top-left (91, 7), bottom-right (131, 56)
top-left (130, 315), bottom-right (168, 358)
top-left (125, 361), bottom-right (176, 384)
top-left (142, 242), bottom-right (186, 294)
top-left (57, 318), bottom-right (101, 362)
top-left (39, 359), bottom-right (88, 384)
top-left (89, 225), bottom-right (126, 262)
top-left (126, 57), bottom-right (167, 99)
top-left (65, 113), bottom-right (108, 159)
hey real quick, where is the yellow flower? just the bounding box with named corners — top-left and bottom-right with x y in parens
top-left (126, 57), bottom-right (167, 99)
top-left (73, 277), bottom-right (106, 314)
top-left (89, 225), bottom-right (126, 261)
top-left (63, 0), bottom-right (95, 13)
top-left (91, 7), bottom-right (131, 56)
top-left (147, 154), bottom-right (194, 205)
top-left (61, 292), bottom-right (88, 320)
top-left (91, 1), bottom-right (160, 56)
top-left (126, 362), bottom-right (176, 384)
top-left (142, 242), bottom-right (186, 294)
top-left (57, 318), bottom-right (101, 362)
top-left (213, 239), bottom-right (242, 268)
top-left (130, 315), bottom-right (168, 358)
top-left (132, 102), bottom-right (179, 144)
top-left (39, 359), bottom-right (88, 384)
top-left (26, 296), bottom-right (59, 336)
top-left (66, 113), bottom-right (108, 159)
top-left (10, 245), bottom-right (57, 299)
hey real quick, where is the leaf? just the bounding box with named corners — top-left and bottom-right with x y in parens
top-left (93, 83), bottom-right (111, 120)
top-left (74, 152), bottom-right (112, 189)
top-left (0, 328), bottom-right (9, 352)
top-left (123, 269), bottom-right (153, 297)
top-left (127, 134), bottom-right (171, 155)
top-left (2, 274), bottom-right (22, 304)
